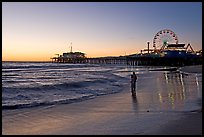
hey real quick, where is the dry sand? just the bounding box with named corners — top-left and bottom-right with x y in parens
top-left (2, 65), bottom-right (202, 135)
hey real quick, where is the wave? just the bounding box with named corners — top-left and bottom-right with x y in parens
top-left (2, 62), bottom-right (99, 70)
top-left (2, 76), bottom-right (127, 110)
top-left (2, 62), bottom-right (130, 110)
top-left (2, 94), bottom-right (95, 110)
top-left (2, 84), bottom-right (126, 110)
top-left (2, 78), bottom-right (112, 92)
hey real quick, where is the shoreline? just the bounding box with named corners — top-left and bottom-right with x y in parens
top-left (2, 65), bottom-right (202, 135)
top-left (3, 88), bottom-right (202, 135)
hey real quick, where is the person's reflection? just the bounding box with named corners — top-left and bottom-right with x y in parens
top-left (131, 95), bottom-right (139, 113)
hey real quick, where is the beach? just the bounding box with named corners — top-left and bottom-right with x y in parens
top-left (2, 65), bottom-right (202, 135)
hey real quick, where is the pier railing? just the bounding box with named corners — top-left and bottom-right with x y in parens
top-left (51, 55), bottom-right (202, 66)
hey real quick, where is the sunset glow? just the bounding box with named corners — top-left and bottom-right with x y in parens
top-left (2, 2), bottom-right (202, 61)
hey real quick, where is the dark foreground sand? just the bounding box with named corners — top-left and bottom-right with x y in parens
top-left (146, 112), bottom-right (202, 135)
top-left (2, 65), bottom-right (202, 135)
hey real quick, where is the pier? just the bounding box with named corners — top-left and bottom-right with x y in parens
top-left (51, 54), bottom-right (202, 66)
top-left (51, 29), bottom-right (202, 66)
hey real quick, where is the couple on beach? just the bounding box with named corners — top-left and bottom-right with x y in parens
top-left (130, 72), bottom-right (137, 96)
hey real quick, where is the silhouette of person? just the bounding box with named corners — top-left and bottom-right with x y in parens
top-left (130, 72), bottom-right (137, 96)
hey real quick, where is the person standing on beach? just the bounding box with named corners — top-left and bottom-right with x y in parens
top-left (130, 72), bottom-right (137, 96)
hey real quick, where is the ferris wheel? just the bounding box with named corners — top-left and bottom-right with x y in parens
top-left (153, 29), bottom-right (178, 50)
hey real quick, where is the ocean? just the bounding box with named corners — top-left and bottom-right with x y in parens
top-left (2, 62), bottom-right (202, 111)
top-left (2, 62), bottom-right (133, 109)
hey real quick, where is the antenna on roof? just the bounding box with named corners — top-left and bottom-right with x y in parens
top-left (69, 42), bottom-right (72, 53)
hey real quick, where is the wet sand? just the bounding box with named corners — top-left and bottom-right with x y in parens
top-left (146, 112), bottom-right (202, 135)
top-left (2, 65), bottom-right (202, 135)
top-left (179, 65), bottom-right (202, 74)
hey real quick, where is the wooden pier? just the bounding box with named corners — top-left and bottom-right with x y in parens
top-left (51, 55), bottom-right (202, 66)
top-left (51, 42), bottom-right (202, 66)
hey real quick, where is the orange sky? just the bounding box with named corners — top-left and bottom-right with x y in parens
top-left (2, 2), bottom-right (202, 62)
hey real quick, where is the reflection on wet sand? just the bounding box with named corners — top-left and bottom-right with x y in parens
top-left (131, 95), bottom-right (138, 113)
top-left (131, 71), bottom-right (202, 113)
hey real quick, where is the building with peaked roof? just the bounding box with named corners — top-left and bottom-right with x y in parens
top-left (51, 51), bottom-right (86, 63)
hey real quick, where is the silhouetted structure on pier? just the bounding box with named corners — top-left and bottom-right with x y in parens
top-left (51, 53), bottom-right (201, 66)
top-left (51, 29), bottom-right (202, 66)
top-left (51, 52), bottom-right (86, 63)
